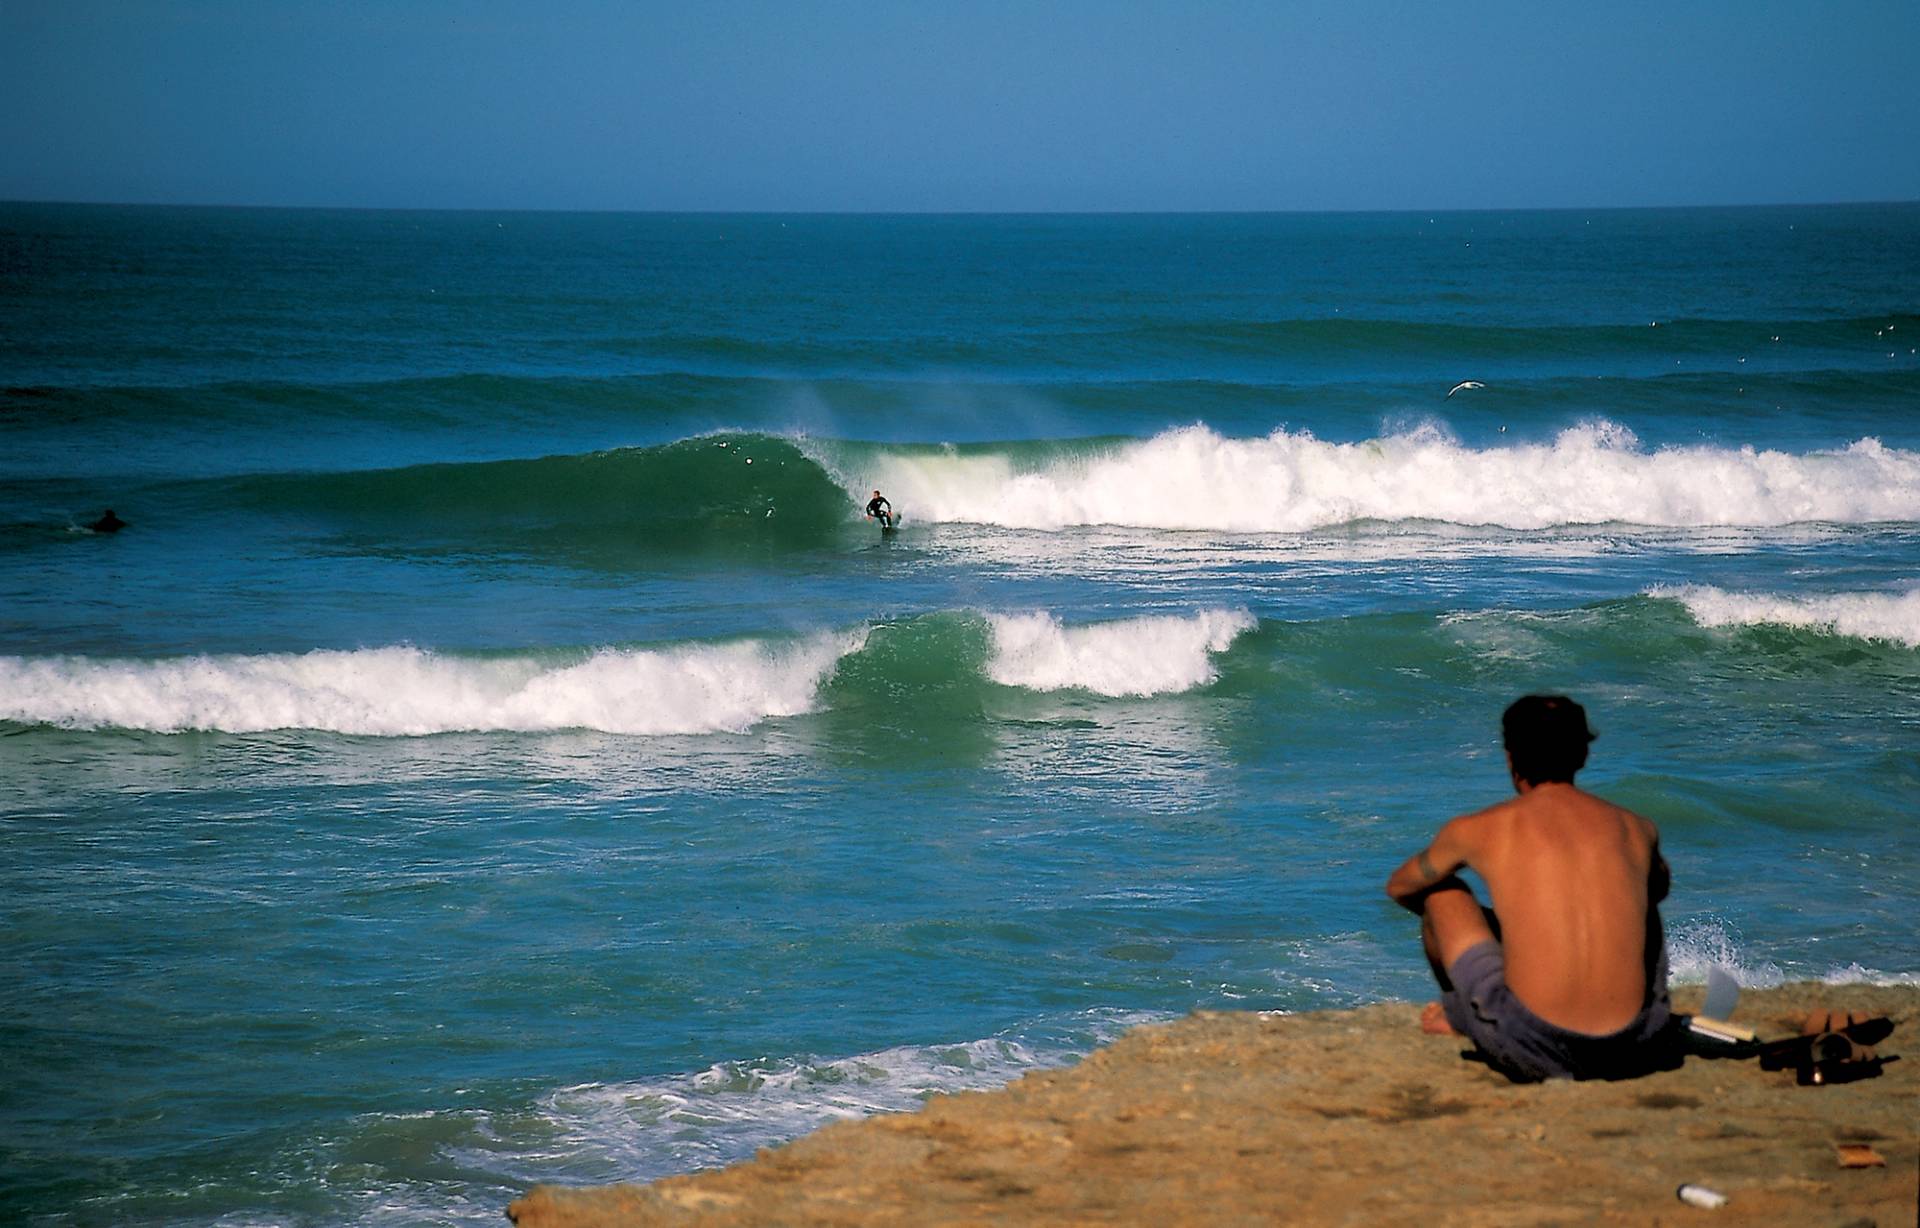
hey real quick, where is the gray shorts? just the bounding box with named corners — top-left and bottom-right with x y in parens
top-left (1441, 940), bottom-right (1678, 1082)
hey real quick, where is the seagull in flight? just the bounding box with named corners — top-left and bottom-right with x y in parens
top-left (1446, 380), bottom-right (1486, 398)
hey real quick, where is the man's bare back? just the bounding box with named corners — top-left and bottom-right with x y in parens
top-left (1385, 695), bottom-right (1678, 1080)
top-left (1419, 784), bottom-right (1663, 1034)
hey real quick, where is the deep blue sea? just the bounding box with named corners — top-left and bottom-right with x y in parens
top-left (3, 203), bottom-right (1918, 1224)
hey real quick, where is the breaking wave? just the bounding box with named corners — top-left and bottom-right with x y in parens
top-left (125, 422), bottom-right (1920, 558)
top-left (1653, 585), bottom-right (1920, 648)
top-left (985, 609), bottom-right (1256, 696)
top-left (0, 634), bottom-right (866, 735)
top-left (8, 594), bottom-right (1917, 737)
top-left (833, 422), bottom-right (1920, 532)
top-left (1667, 919), bottom-right (1920, 988)
top-left (0, 609), bottom-right (1256, 735)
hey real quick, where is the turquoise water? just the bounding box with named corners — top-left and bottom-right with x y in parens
top-left (3, 203), bottom-right (1918, 1223)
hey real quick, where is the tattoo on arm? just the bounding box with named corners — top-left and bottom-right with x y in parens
top-left (1417, 849), bottom-right (1439, 884)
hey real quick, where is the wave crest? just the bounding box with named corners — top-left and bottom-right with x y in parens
top-left (1653, 585), bottom-right (1920, 648)
top-left (985, 609), bottom-right (1255, 696)
top-left (0, 634), bottom-right (866, 735)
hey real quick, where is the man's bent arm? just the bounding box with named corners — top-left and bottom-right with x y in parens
top-left (1385, 821), bottom-right (1471, 911)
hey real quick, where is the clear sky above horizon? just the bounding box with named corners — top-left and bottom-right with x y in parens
top-left (4, 0), bottom-right (1918, 213)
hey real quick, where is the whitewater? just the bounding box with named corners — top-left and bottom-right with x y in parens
top-left (1654, 584), bottom-right (1920, 648)
top-left (121, 421), bottom-right (1920, 561)
top-left (0, 635), bottom-right (867, 735)
top-left (0, 610), bottom-right (1262, 733)
top-left (830, 423), bottom-right (1920, 532)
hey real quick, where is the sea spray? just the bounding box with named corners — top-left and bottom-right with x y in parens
top-left (1665, 918), bottom-right (1787, 988)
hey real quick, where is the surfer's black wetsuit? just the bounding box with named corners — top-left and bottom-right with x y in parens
top-left (866, 496), bottom-right (893, 527)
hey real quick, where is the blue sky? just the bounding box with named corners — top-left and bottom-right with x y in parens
top-left (3, 0), bottom-right (1917, 211)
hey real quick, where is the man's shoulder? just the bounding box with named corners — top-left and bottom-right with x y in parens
top-left (1571, 786), bottom-right (1659, 836)
top-left (1455, 795), bottom-right (1524, 825)
top-left (1437, 798), bottom-right (1517, 843)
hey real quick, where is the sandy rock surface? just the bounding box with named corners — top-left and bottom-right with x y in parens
top-left (508, 984), bottom-right (1917, 1226)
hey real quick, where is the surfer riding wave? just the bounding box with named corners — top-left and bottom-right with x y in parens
top-left (865, 489), bottom-right (894, 530)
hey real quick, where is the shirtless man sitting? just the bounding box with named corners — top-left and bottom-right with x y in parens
top-left (1385, 695), bottom-right (1680, 1081)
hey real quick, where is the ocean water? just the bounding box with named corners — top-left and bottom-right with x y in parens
top-left (2, 203), bottom-right (1918, 1223)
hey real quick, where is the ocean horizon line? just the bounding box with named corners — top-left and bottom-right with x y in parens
top-left (5, 196), bottom-right (1919, 219)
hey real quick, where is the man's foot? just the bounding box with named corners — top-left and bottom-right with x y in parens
top-left (1801, 1008), bottom-right (1871, 1035)
top-left (1420, 1001), bottom-right (1460, 1035)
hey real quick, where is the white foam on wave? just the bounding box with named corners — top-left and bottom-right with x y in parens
top-left (1666, 918), bottom-right (1786, 988)
top-left (985, 608), bottom-right (1255, 696)
top-left (1652, 584), bottom-right (1920, 648)
top-left (1666, 919), bottom-right (1917, 989)
top-left (1815, 965), bottom-right (1920, 987)
top-left (844, 422), bottom-right (1920, 531)
top-left (473, 1010), bottom-right (1162, 1186)
top-left (0, 633), bottom-right (866, 735)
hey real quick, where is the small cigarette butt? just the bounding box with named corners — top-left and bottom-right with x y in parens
top-left (1676, 1183), bottom-right (1727, 1209)
top-left (1836, 1144), bottom-right (1885, 1168)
